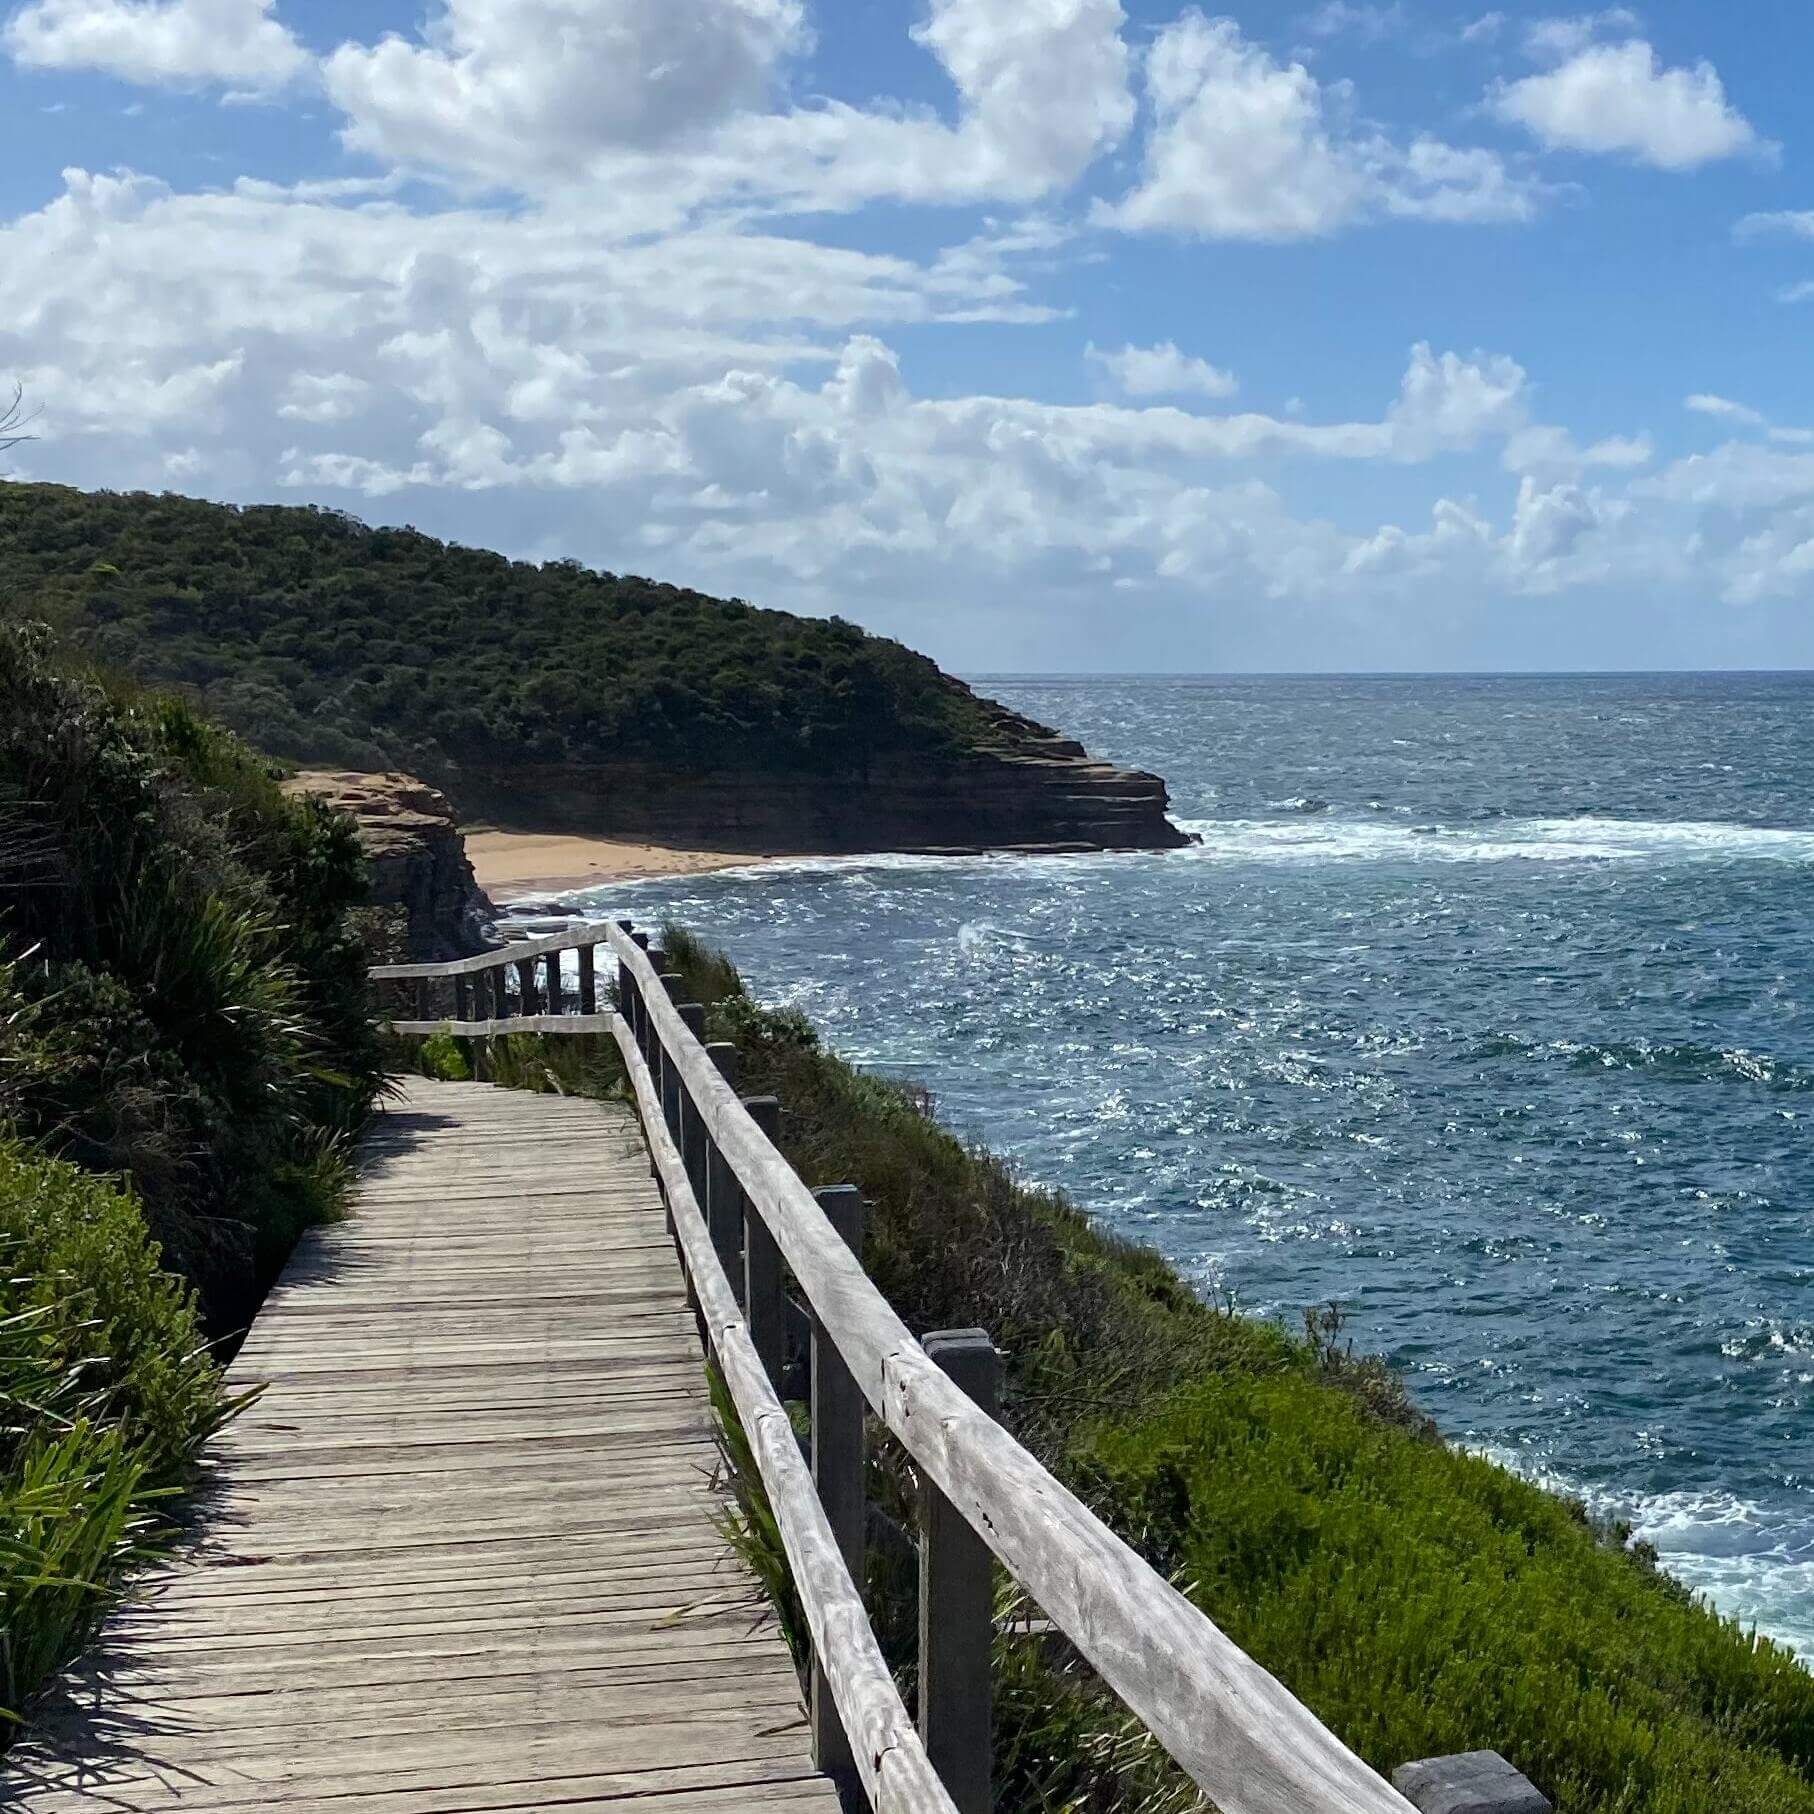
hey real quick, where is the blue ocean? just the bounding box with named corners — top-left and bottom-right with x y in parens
top-left (559, 675), bottom-right (1814, 1657)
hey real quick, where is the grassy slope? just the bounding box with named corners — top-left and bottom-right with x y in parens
top-left (400, 931), bottom-right (1814, 1813)
top-left (0, 480), bottom-right (1010, 781)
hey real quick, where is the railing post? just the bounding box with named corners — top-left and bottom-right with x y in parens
top-left (677, 1003), bottom-right (707, 1196)
top-left (577, 942), bottom-right (597, 1015)
top-left (742, 1097), bottom-right (786, 1387)
top-left (658, 975), bottom-right (687, 1139)
top-left (919, 1328), bottom-right (999, 1814)
top-left (645, 948), bottom-right (668, 1068)
top-left (704, 1043), bottom-right (743, 1298)
top-left (614, 923), bottom-right (636, 1027)
top-left (1394, 1752), bottom-right (1552, 1814)
top-left (515, 956), bottom-right (540, 1017)
top-left (453, 974), bottom-right (471, 1023)
top-left (811, 1184), bottom-right (866, 1792)
top-left (544, 950), bottom-right (564, 1016)
top-left (414, 977), bottom-right (431, 1022)
top-left (473, 968), bottom-right (492, 1023)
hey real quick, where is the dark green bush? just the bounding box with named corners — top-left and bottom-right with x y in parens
top-left (0, 620), bottom-right (384, 1327)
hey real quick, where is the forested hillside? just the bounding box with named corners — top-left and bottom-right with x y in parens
top-left (0, 481), bottom-right (1005, 780)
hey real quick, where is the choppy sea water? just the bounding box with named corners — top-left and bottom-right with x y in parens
top-left (551, 675), bottom-right (1814, 1657)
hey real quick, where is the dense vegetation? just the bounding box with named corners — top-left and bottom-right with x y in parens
top-left (0, 621), bottom-right (384, 1730)
top-left (0, 481), bottom-right (1006, 783)
top-left (400, 935), bottom-right (1814, 1814)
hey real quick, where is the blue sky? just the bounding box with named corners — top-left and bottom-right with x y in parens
top-left (3, 0), bottom-right (1813, 671)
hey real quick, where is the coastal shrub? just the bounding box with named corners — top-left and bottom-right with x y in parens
top-left (0, 1141), bottom-right (226, 1724)
top-left (1075, 1371), bottom-right (1814, 1813)
top-left (0, 620), bottom-right (384, 1327)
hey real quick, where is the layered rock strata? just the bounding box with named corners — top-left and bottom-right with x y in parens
top-left (283, 771), bottom-right (498, 960)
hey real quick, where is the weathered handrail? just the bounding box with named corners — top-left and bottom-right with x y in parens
top-left (370, 921), bottom-right (609, 979)
top-left (612, 1007), bottom-right (958, 1814)
top-left (370, 921), bottom-right (616, 1034)
top-left (604, 923), bottom-right (1415, 1814)
top-left (372, 918), bottom-right (1415, 1813)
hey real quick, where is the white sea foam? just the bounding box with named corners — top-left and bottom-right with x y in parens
top-left (558, 815), bottom-right (1814, 904)
top-left (1170, 815), bottom-right (1814, 866)
top-left (1475, 1445), bottom-right (1814, 1659)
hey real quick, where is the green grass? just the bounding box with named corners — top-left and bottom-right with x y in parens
top-left (397, 927), bottom-right (1814, 1813)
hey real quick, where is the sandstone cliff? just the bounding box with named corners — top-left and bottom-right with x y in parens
top-left (451, 695), bottom-right (1190, 857)
top-left (283, 771), bottom-right (497, 960)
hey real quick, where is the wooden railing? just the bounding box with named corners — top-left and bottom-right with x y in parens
top-left (372, 921), bottom-right (1418, 1814)
top-left (370, 922), bottom-right (612, 1035)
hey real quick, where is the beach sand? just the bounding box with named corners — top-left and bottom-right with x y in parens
top-left (466, 830), bottom-right (770, 900)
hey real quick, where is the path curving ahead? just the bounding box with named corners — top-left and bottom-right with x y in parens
top-left (6, 1078), bottom-right (836, 1813)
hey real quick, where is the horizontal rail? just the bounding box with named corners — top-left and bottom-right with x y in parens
top-left (608, 922), bottom-right (1413, 1814)
top-left (371, 921), bottom-right (612, 979)
top-left (387, 1014), bottom-right (613, 1037)
top-left (612, 1011), bottom-right (956, 1814)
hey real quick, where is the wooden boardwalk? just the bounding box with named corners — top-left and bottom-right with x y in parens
top-left (6, 1078), bottom-right (836, 1814)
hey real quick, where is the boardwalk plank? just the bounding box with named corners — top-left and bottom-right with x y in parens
top-left (4, 1079), bottom-right (834, 1813)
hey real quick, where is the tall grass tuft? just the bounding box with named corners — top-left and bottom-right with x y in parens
top-left (0, 1143), bottom-right (227, 1727)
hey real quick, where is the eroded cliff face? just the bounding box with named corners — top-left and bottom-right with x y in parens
top-left (282, 771), bottom-right (497, 960)
top-left (450, 699), bottom-right (1191, 856)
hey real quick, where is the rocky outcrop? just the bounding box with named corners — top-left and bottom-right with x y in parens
top-left (452, 697), bottom-right (1192, 856)
top-left (283, 771), bottom-right (498, 960)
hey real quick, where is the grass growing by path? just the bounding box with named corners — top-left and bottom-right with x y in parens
top-left (0, 1144), bottom-right (228, 1726)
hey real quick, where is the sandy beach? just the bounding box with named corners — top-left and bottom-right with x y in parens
top-left (465, 830), bottom-right (771, 900)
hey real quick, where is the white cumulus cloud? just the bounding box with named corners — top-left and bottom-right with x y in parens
top-left (1100, 13), bottom-right (1536, 241)
top-left (1086, 340), bottom-right (1237, 399)
top-left (1489, 37), bottom-right (1766, 170)
top-left (323, 0), bottom-right (1133, 210)
top-left (3, 0), bottom-right (307, 89)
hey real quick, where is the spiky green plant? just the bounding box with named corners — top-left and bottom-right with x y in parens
top-left (0, 1144), bottom-right (227, 1731)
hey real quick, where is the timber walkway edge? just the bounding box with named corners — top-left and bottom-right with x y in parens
top-left (4, 1078), bottom-right (838, 1813)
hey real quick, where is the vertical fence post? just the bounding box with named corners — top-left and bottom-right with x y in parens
top-left (577, 942), bottom-right (597, 1016)
top-left (658, 976), bottom-right (687, 1139)
top-left (544, 950), bottom-right (564, 1016)
top-left (515, 957), bottom-right (540, 1017)
top-left (919, 1328), bottom-right (1000, 1814)
top-left (473, 968), bottom-right (492, 1023)
top-left (810, 1184), bottom-right (866, 1791)
top-left (676, 1002), bottom-right (707, 1191)
top-left (645, 948), bottom-right (668, 1072)
top-left (665, 1002), bottom-right (708, 1304)
top-left (414, 977), bottom-right (430, 1023)
top-left (614, 923), bottom-right (636, 1026)
top-left (703, 1043), bottom-right (743, 1299)
top-left (453, 974), bottom-right (471, 1024)
top-left (741, 1097), bottom-right (786, 1387)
